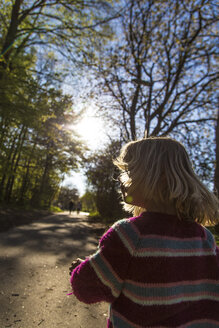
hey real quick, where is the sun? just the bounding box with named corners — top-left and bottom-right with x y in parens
top-left (74, 110), bottom-right (107, 150)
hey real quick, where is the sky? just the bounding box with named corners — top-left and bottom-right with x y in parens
top-left (61, 105), bottom-right (109, 196)
top-left (62, 171), bottom-right (87, 196)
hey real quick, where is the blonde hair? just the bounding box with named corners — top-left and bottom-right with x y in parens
top-left (114, 137), bottom-right (219, 225)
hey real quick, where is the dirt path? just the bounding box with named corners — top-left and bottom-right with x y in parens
top-left (0, 212), bottom-right (109, 328)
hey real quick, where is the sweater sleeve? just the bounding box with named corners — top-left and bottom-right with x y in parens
top-left (70, 219), bottom-right (134, 304)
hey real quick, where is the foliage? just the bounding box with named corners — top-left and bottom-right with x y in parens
top-left (0, 0), bottom-right (119, 72)
top-left (91, 0), bottom-right (218, 186)
top-left (207, 226), bottom-right (219, 246)
top-left (50, 205), bottom-right (62, 213)
top-left (84, 140), bottom-right (126, 219)
top-left (81, 190), bottom-right (97, 213)
top-left (0, 76), bottom-right (84, 207)
top-left (0, 32), bottom-right (84, 208)
top-left (0, 0), bottom-right (121, 209)
top-left (54, 186), bottom-right (80, 210)
top-left (1, 0), bottom-right (218, 211)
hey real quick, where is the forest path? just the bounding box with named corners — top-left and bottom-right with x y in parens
top-left (0, 212), bottom-right (109, 328)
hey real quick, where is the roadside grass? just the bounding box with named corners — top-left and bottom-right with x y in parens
top-left (50, 205), bottom-right (62, 212)
top-left (88, 212), bottom-right (117, 226)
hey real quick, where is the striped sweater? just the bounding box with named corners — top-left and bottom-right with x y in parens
top-left (70, 211), bottom-right (219, 327)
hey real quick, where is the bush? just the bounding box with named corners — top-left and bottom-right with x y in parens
top-left (50, 205), bottom-right (62, 212)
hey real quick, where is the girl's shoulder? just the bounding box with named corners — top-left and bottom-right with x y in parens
top-left (111, 215), bottom-right (140, 231)
top-left (98, 217), bottom-right (140, 253)
top-left (109, 216), bottom-right (140, 244)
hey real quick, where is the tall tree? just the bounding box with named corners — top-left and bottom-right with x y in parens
top-left (0, 0), bottom-right (121, 207)
top-left (85, 140), bottom-right (125, 219)
top-left (91, 0), bottom-right (218, 185)
top-left (0, 78), bottom-right (84, 207)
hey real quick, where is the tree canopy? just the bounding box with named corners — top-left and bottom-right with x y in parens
top-left (0, 0), bottom-right (119, 69)
top-left (89, 0), bottom-right (218, 186)
top-left (84, 140), bottom-right (125, 219)
top-left (0, 0), bottom-right (218, 212)
top-left (0, 0), bottom-right (119, 208)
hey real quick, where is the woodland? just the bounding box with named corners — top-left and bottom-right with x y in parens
top-left (0, 0), bottom-right (218, 220)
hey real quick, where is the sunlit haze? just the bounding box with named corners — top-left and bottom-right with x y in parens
top-left (62, 106), bottom-right (108, 194)
top-left (74, 107), bottom-right (107, 151)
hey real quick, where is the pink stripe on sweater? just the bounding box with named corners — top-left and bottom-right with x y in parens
top-left (137, 247), bottom-right (213, 253)
top-left (111, 309), bottom-right (144, 328)
top-left (179, 319), bottom-right (219, 328)
top-left (117, 226), bottom-right (136, 253)
top-left (125, 278), bottom-right (219, 288)
top-left (132, 224), bottom-right (207, 241)
top-left (131, 221), bottom-right (208, 241)
top-left (99, 251), bottom-right (123, 284)
top-left (90, 257), bottom-right (120, 297)
top-left (123, 288), bottom-right (219, 303)
top-left (112, 308), bottom-right (219, 328)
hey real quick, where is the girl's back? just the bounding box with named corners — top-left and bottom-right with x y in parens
top-left (109, 212), bottom-right (219, 327)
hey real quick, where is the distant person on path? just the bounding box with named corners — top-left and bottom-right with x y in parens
top-left (69, 200), bottom-right (74, 215)
top-left (76, 201), bottom-right (82, 214)
top-left (69, 137), bottom-right (219, 327)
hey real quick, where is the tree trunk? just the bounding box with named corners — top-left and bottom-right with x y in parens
top-left (214, 107), bottom-right (219, 232)
top-left (214, 108), bottom-right (219, 195)
top-left (19, 138), bottom-right (37, 204)
top-left (4, 126), bottom-right (27, 202)
top-left (32, 144), bottom-right (53, 208)
top-left (0, 0), bottom-right (23, 69)
top-left (130, 65), bottom-right (142, 140)
top-left (0, 131), bottom-right (18, 200)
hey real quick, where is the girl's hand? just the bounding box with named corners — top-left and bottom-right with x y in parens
top-left (69, 258), bottom-right (83, 276)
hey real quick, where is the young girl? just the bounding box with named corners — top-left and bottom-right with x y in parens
top-left (69, 137), bottom-right (219, 327)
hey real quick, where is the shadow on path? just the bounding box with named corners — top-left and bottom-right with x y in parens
top-left (0, 212), bottom-right (108, 328)
top-left (0, 212), bottom-right (106, 262)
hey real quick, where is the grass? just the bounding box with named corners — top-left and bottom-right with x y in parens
top-left (49, 205), bottom-right (62, 212)
top-left (88, 212), bottom-right (118, 226)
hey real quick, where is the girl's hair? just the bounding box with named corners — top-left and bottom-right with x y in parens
top-left (113, 137), bottom-right (219, 225)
